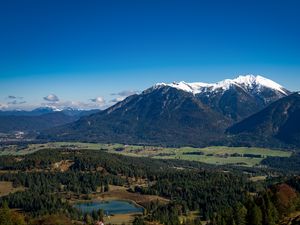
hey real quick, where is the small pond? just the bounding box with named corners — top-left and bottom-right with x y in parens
top-left (74, 200), bottom-right (143, 215)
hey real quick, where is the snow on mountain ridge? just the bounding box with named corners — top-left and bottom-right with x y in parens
top-left (36, 106), bottom-right (63, 112)
top-left (155, 75), bottom-right (287, 95)
top-left (35, 106), bottom-right (85, 112)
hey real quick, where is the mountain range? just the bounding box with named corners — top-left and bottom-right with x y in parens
top-left (157, 75), bottom-right (290, 121)
top-left (0, 107), bottom-right (100, 117)
top-left (1, 74), bottom-right (298, 148)
top-left (38, 75), bottom-right (299, 148)
top-left (0, 107), bottom-right (100, 133)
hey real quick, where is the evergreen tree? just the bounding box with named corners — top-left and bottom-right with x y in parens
top-left (104, 181), bottom-right (109, 192)
top-left (98, 208), bottom-right (104, 221)
top-left (133, 216), bottom-right (146, 225)
top-left (263, 193), bottom-right (278, 225)
top-left (234, 203), bottom-right (247, 225)
top-left (247, 203), bottom-right (262, 225)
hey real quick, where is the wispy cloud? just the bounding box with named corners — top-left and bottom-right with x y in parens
top-left (111, 90), bottom-right (139, 97)
top-left (1, 94), bottom-right (108, 111)
top-left (41, 96), bottom-right (107, 110)
top-left (43, 94), bottom-right (59, 102)
top-left (7, 100), bottom-right (26, 105)
top-left (8, 95), bottom-right (23, 100)
top-left (5, 96), bottom-right (26, 107)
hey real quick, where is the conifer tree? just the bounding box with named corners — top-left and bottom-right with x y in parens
top-left (234, 202), bottom-right (247, 225)
top-left (248, 203), bottom-right (262, 225)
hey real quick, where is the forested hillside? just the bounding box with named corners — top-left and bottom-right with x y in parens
top-left (0, 147), bottom-right (300, 225)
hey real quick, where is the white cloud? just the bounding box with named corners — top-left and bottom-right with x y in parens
top-left (110, 96), bottom-right (126, 103)
top-left (41, 97), bottom-right (107, 110)
top-left (43, 94), bottom-right (59, 102)
top-left (90, 97), bottom-right (106, 106)
top-left (0, 103), bottom-right (8, 110)
top-left (109, 90), bottom-right (139, 104)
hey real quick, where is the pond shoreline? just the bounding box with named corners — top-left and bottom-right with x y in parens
top-left (74, 199), bottom-right (144, 215)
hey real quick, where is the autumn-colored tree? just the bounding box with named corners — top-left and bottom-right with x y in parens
top-left (0, 202), bottom-right (13, 225)
top-left (0, 202), bottom-right (26, 225)
top-left (11, 212), bottom-right (27, 225)
top-left (274, 184), bottom-right (298, 216)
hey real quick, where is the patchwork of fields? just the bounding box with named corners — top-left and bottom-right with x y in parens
top-left (108, 145), bottom-right (292, 167)
top-left (0, 142), bottom-right (292, 167)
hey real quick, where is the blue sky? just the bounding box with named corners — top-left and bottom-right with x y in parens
top-left (0, 0), bottom-right (300, 110)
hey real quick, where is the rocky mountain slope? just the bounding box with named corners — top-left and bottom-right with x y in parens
top-left (227, 92), bottom-right (300, 148)
top-left (40, 75), bottom-right (291, 147)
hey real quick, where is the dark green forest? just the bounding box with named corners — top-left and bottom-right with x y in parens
top-left (0, 148), bottom-right (300, 225)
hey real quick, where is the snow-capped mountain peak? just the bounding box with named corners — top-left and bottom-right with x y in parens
top-left (232, 75), bottom-right (287, 95)
top-left (35, 106), bottom-right (63, 112)
top-left (155, 75), bottom-right (288, 95)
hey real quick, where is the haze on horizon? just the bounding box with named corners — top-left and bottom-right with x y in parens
top-left (0, 0), bottom-right (299, 110)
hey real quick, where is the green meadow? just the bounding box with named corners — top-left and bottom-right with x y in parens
top-left (0, 142), bottom-right (292, 167)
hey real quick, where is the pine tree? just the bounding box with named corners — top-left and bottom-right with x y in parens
top-left (104, 181), bottom-right (109, 192)
top-left (234, 203), bottom-right (247, 225)
top-left (264, 193), bottom-right (278, 225)
top-left (98, 208), bottom-right (104, 221)
top-left (248, 203), bottom-right (262, 225)
top-left (133, 216), bottom-right (146, 225)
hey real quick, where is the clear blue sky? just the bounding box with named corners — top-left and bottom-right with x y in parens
top-left (0, 0), bottom-right (299, 110)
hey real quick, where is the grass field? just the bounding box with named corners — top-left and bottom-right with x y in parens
top-left (107, 145), bottom-right (292, 167)
top-left (0, 142), bottom-right (292, 167)
top-left (0, 142), bottom-right (140, 156)
top-left (103, 213), bottom-right (141, 225)
top-left (0, 181), bottom-right (25, 197)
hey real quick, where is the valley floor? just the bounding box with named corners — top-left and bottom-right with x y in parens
top-left (0, 142), bottom-right (292, 167)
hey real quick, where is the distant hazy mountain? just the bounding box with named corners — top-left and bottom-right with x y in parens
top-left (40, 75), bottom-right (291, 147)
top-left (0, 112), bottom-right (76, 133)
top-left (0, 107), bottom-right (100, 117)
top-left (227, 92), bottom-right (300, 148)
top-left (0, 108), bottom-right (101, 133)
top-left (0, 106), bottom-right (64, 116)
